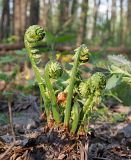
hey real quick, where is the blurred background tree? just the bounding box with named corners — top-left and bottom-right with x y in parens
top-left (0, 0), bottom-right (130, 47)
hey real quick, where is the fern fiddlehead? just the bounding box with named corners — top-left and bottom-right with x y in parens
top-left (79, 72), bottom-right (106, 132)
top-left (79, 79), bottom-right (91, 98)
top-left (44, 60), bottom-right (63, 123)
top-left (24, 25), bottom-right (50, 122)
top-left (64, 44), bottom-right (90, 128)
top-left (46, 60), bottom-right (63, 79)
top-left (90, 72), bottom-right (106, 96)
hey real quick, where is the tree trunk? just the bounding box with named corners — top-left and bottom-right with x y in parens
top-left (105, 0), bottom-right (111, 38)
top-left (39, 0), bottom-right (53, 31)
top-left (106, 0), bottom-right (109, 21)
top-left (76, 0), bottom-right (88, 46)
top-left (127, 0), bottom-right (131, 38)
top-left (120, 0), bottom-right (125, 45)
top-left (30, 0), bottom-right (39, 25)
top-left (47, 0), bottom-right (53, 31)
top-left (71, 0), bottom-right (77, 16)
top-left (39, 0), bottom-right (49, 27)
top-left (111, 0), bottom-right (116, 38)
top-left (0, 0), bottom-right (10, 39)
top-left (91, 0), bottom-right (100, 39)
top-left (13, 0), bottom-right (28, 41)
top-left (59, 0), bottom-right (70, 26)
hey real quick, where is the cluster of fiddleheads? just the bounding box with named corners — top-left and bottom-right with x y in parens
top-left (24, 25), bottom-right (107, 134)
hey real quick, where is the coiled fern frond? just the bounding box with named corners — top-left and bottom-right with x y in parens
top-left (25, 25), bottom-right (46, 65)
top-left (79, 79), bottom-right (91, 98)
top-left (90, 72), bottom-right (106, 94)
top-left (25, 25), bottom-right (45, 47)
top-left (45, 60), bottom-right (63, 79)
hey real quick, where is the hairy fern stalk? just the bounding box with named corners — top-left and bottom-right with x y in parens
top-left (24, 25), bottom-right (107, 134)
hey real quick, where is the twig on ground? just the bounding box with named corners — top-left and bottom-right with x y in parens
top-left (8, 101), bottom-right (16, 142)
top-left (80, 139), bottom-right (89, 160)
top-left (0, 142), bottom-right (15, 160)
top-left (84, 140), bottom-right (89, 160)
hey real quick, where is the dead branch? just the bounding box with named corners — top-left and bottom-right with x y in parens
top-left (0, 43), bottom-right (131, 55)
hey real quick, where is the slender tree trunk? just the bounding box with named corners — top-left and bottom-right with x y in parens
top-left (71, 0), bottom-right (77, 15)
top-left (120, 0), bottom-right (125, 45)
top-left (0, 0), bottom-right (10, 39)
top-left (70, 0), bottom-right (78, 32)
top-left (13, 0), bottom-right (28, 41)
top-left (39, 0), bottom-right (53, 31)
top-left (39, 0), bottom-right (49, 27)
top-left (106, 0), bottom-right (111, 36)
top-left (127, 0), bottom-right (131, 38)
top-left (47, 0), bottom-right (54, 31)
top-left (91, 0), bottom-right (100, 39)
top-left (111, 0), bottom-right (116, 38)
top-left (120, 0), bottom-right (123, 39)
top-left (106, 0), bottom-right (109, 21)
top-left (30, 0), bottom-right (39, 25)
top-left (59, 0), bottom-right (70, 26)
top-left (76, 0), bottom-right (88, 46)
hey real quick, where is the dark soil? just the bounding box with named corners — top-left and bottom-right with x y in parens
top-left (0, 94), bottom-right (131, 160)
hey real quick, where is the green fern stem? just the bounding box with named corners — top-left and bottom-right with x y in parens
top-left (83, 96), bottom-right (93, 112)
top-left (64, 47), bottom-right (82, 127)
top-left (44, 66), bottom-right (60, 123)
top-left (79, 95), bottom-right (95, 132)
top-left (24, 25), bottom-right (51, 122)
top-left (82, 97), bottom-right (95, 123)
top-left (26, 48), bottom-right (50, 122)
top-left (70, 101), bottom-right (81, 134)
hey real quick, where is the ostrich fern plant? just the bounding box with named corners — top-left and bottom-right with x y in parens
top-left (24, 25), bottom-right (107, 134)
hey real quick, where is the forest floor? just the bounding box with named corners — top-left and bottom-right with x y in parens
top-left (0, 93), bottom-right (131, 160)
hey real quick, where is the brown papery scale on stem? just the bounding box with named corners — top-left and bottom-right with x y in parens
top-left (56, 92), bottom-right (67, 105)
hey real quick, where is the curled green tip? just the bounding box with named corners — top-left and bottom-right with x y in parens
top-left (74, 44), bottom-right (90, 62)
top-left (45, 60), bottom-right (63, 79)
top-left (91, 72), bottom-right (106, 93)
top-left (79, 72), bottom-right (106, 98)
top-left (79, 79), bottom-right (91, 98)
top-left (24, 25), bottom-right (45, 44)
